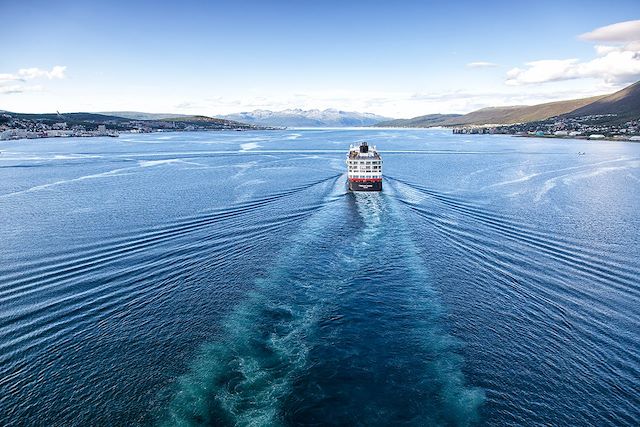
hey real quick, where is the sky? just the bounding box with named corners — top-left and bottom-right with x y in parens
top-left (1, 0), bottom-right (639, 118)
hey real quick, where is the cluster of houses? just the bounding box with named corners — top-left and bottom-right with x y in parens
top-left (0, 117), bottom-right (118, 140)
top-left (453, 115), bottom-right (640, 141)
top-left (0, 112), bottom-right (262, 141)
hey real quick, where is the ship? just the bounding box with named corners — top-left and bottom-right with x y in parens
top-left (346, 142), bottom-right (382, 191)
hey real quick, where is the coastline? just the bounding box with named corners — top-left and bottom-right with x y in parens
top-left (512, 133), bottom-right (640, 143)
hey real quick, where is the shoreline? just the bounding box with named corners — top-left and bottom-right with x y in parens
top-left (1, 128), bottom-right (639, 145)
top-left (512, 133), bottom-right (640, 143)
top-left (0, 127), bottom-right (283, 143)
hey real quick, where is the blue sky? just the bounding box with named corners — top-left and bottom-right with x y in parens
top-left (1, 0), bottom-right (639, 117)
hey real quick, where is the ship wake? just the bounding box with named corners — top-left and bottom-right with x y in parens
top-left (161, 182), bottom-right (484, 426)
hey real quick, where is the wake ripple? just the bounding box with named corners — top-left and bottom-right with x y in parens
top-left (0, 175), bottom-right (341, 394)
top-left (386, 176), bottom-right (640, 426)
top-left (162, 181), bottom-right (484, 426)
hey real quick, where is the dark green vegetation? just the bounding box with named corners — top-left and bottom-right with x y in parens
top-left (375, 113), bottom-right (462, 127)
top-left (1, 111), bottom-right (263, 131)
top-left (99, 111), bottom-right (191, 120)
top-left (7, 112), bottom-right (131, 126)
top-left (376, 80), bottom-right (640, 128)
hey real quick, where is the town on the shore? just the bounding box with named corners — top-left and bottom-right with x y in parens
top-left (1, 121), bottom-right (119, 140)
top-left (453, 115), bottom-right (640, 141)
top-left (0, 112), bottom-right (265, 141)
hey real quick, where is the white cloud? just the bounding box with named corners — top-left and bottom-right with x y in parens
top-left (0, 66), bottom-right (66, 96)
top-left (505, 21), bottom-right (640, 86)
top-left (0, 85), bottom-right (44, 95)
top-left (506, 48), bottom-right (640, 86)
top-left (506, 59), bottom-right (578, 85)
top-left (17, 65), bottom-right (66, 80)
top-left (467, 61), bottom-right (499, 68)
top-left (579, 20), bottom-right (640, 43)
top-left (167, 84), bottom-right (614, 119)
top-left (0, 66), bottom-right (67, 82)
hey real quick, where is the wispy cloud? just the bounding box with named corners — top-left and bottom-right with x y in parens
top-left (170, 85), bottom-right (614, 119)
top-left (18, 66), bottom-right (66, 80)
top-left (0, 66), bottom-right (66, 95)
top-left (579, 19), bottom-right (640, 43)
top-left (0, 85), bottom-right (44, 95)
top-left (505, 21), bottom-right (640, 86)
top-left (466, 61), bottom-right (499, 68)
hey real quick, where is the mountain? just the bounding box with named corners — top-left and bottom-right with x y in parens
top-left (449, 96), bottom-right (606, 126)
top-left (378, 81), bottom-right (640, 128)
top-left (5, 112), bottom-right (134, 124)
top-left (377, 95), bottom-right (607, 128)
top-left (564, 81), bottom-right (640, 121)
top-left (158, 115), bottom-right (254, 128)
top-left (374, 113), bottom-right (462, 128)
top-left (100, 111), bottom-right (191, 120)
top-left (219, 109), bottom-right (392, 127)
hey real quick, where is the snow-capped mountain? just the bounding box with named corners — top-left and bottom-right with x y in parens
top-left (218, 109), bottom-right (392, 128)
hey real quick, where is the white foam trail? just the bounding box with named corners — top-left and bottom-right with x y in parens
top-left (534, 180), bottom-right (558, 203)
top-left (1, 158), bottom-right (208, 198)
top-left (52, 154), bottom-right (102, 160)
top-left (138, 159), bottom-right (203, 168)
top-left (562, 161), bottom-right (640, 183)
top-left (0, 168), bottom-right (134, 198)
top-left (535, 159), bottom-right (640, 202)
top-left (627, 173), bottom-right (640, 183)
top-left (0, 153), bottom-right (102, 161)
top-left (240, 142), bottom-right (262, 151)
top-left (489, 157), bottom-right (632, 188)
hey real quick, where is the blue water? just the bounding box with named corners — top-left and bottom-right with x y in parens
top-left (0, 129), bottom-right (638, 426)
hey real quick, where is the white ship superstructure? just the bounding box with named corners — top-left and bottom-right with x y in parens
top-left (346, 142), bottom-right (382, 191)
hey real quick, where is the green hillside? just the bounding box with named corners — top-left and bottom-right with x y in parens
top-left (374, 114), bottom-right (462, 127)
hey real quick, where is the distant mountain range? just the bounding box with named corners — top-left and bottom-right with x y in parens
top-left (375, 81), bottom-right (640, 128)
top-left (218, 109), bottom-right (391, 127)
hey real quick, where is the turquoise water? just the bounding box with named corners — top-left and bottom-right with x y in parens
top-left (0, 129), bottom-right (638, 425)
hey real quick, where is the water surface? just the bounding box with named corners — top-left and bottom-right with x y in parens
top-left (1, 129), bottom-right (638, 426)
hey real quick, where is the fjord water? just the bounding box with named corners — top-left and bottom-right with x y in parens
top-left (0, 129), bottom-right (638, 426)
